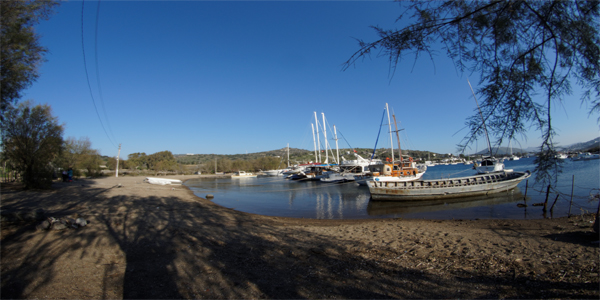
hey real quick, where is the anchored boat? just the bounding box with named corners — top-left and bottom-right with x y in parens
top-left (367, 170), bottom-right (530, 201)
top-left (358, 103), bottom-right (427, 185)
top-left (231, 171), bottom-right (258, 178)
top-left (145, 177), bottom-right (183, 185)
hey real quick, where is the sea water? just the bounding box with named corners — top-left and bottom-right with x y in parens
top-left (185, 157), bottom-right (599, 220)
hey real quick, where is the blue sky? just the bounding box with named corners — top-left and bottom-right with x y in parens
top-left (23, 1), bottom-right (599, 159)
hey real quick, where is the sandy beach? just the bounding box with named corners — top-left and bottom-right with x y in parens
top-left (1, 175), bottom-right (598, 299)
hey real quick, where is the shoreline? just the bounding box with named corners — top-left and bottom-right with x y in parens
top-left (1, 175), bottom-right (598, 299)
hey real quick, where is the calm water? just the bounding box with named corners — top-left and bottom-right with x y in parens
top-left (185, 157), bottom-right (599, 220)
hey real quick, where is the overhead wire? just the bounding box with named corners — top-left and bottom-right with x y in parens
top-left (81, 0), bottom-right (118, 149)
top-left (93, 0), bottom-right (119, 145)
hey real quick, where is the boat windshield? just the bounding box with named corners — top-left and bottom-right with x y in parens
top-left (481, 160), bottom-right (495, 166)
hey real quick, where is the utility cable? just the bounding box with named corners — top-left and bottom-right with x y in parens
top-left (93, 0), bottom-right (119, 145)
top-left (81, 0), bottom-right (118, 149)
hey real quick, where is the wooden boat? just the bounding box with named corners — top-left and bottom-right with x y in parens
top-left (367, 170), bottom-right (530, 201)
top-left (361, 103), bottom-right (427, 184)
top-left (367, 188), bottom-right (525, 215)
top-left (145, 177), bottom-right (183, 185)
top-left (369, 156), bottom-right (427, 183)
top-left (231, 171), bottom-right (258, 178)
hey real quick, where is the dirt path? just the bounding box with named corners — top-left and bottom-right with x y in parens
top-left (1, 175), bottom-right (598, 299)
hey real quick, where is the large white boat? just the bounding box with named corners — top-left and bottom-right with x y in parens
top-left (145, 177), bottom-right (183, 185)
top-left (263, 169), bottom-right (284, 176)
top-left (572, 152), bottom-right (600, 161)
top-left (282, 165), bottom-right (306, 176)
top-left (231, 171), bottom-right (258, 178)
top-left (289, 164), bottom-right (333, 181)
top-left (368, 170), bottom-right (531, 201)
top-left (263, 144), bottom-right (291, 176)
top-left (321, 154), bottom-right (382, 183)
top-left (555, 153), bottom-right (568, 159)
top-left (474, 156), bottom-right (506, 174)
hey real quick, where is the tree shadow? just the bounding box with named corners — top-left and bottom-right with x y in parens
top-left (2, 181), bottom-right (598, 299)
top-left (544, 231), bottom-right (600, 247)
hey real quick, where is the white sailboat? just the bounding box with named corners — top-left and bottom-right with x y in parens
top-left (508, 140), bottom-right (519, 161)
top-left (321, 153), bottom-right (382, 183)
top-left (468, 80), bottom-right (505, 174)
top-left (263, 144), bottom-right (291, 176)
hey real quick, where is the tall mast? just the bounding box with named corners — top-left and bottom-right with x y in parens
top-left (392, 113), bottom-right (403, 165)
top-left (311, 123), bottom-right (317, 162)
top-left (287, 143), bottom-right (290, 167)
top-left (314, 112), bottom-right (321, 162)
top-left (322, 112), bottom-right (328, 164)
top-left (385, 103), bottom-right (394, 163)
top-left (334, 125), bottom-right (340, 165)
top-left (468, 79), bottom-right (492, 156)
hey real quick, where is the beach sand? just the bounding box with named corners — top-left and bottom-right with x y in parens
top-left (1, 175), bottom-right (598, 299)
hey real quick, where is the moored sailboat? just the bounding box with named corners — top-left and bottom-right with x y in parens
top-left (467, 79), bottom-right (506, 174)
top-left (367, 103), bottom-right (427, 183)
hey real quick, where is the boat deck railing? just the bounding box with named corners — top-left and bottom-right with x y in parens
top-left (371, 172), bottom-right (517, 189)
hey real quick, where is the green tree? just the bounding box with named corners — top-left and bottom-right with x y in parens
top-left (1, 0), bottom-right (59, 114)
top-left (147, 151), bottom-right (177, 174)
top-left (54, 137), bottom-right (104, 178)
top-left (128, 152), bottom-right (148, 170)
top-left (79, 149), bottom-right (102, 177)
top-left (106, 157), bottom-right (117, 170)
top-left (106, 156), bottom-right (128, 171)
top-left (1, 101), bottom-right (63, 188)
top-left (344, 0), bottom-right (599, 183)
top-left (216, 158), bottom-right (232, 173)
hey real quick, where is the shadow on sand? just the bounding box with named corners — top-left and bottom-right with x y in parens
top-left (1, 180), bottom-right (598, 298)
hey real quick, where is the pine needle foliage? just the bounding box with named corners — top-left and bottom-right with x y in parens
top-left (343, 0), bottom-right (599, 185)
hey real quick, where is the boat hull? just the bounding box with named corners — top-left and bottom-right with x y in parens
top-left (263, 170), bottom-right (283, 176)
top-left (367, 171), bottom-right (530, 201)
top-left (231, 171), bottom-right (257, 178)
top-left (145, 177), bottom-right (183, 185)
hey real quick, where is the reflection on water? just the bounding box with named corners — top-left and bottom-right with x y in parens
top-left (367, 189), bottom-right (525, 216)
top-left (185, 157), bottom-right (598, 220)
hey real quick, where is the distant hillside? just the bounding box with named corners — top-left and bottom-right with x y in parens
top-left (174, 137), bottom-right (599, 164)
top-left (174, 148), bottom-right (314, 165)
top-left (472, 147), bottom-right (526, 156)
top-left (174, 147), bottom-right (445, 164)
top-left (559, 137), bottom-right (600, 151)
top-left (473, 137), bottom-right (600, 155)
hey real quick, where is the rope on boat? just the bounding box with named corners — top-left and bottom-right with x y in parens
top-left (441, 167), bottom-right (474, 178)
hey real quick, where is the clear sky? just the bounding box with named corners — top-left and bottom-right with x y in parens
top-left (23, 1), bottom-right (599, 159)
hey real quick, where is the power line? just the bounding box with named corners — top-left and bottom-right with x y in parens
top-left (81, 0), bottom-right (117, 149)
top-left (93, 0), bottom-right (119, 145)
